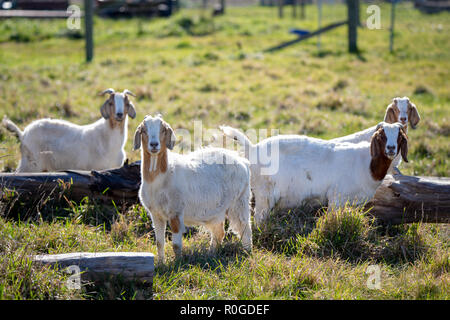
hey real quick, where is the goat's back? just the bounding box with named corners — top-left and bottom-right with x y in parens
top-left (252, 136), bottom-right (373, 207)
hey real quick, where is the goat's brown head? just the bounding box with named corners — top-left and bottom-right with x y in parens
top-left (370, 122), bottom-right (408, 163)
top-left (384, 97), bottom-right (420, 129)
top-left (133, 114), bottom-right (176, 154)
top-left (99, 88), bottom-right (137, 122)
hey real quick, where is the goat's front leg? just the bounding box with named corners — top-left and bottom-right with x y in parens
top-left (152, 215), bottom-right (167, 264)
top-left (169, 214), bottom-right (184, 260)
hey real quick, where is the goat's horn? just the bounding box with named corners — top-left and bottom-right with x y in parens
top-left (123, 89), bottom-right (136, 97)
top-left (99, 88), bottom-right (115, 96)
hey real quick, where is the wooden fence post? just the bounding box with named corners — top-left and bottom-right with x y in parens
top-left (347, 0), bottom-right (358, 53)
top-left (278, 0), bottom-right (284, 18)
top-left (390, 0), bottom-right (396, 53)
top-left (300, 0), bottom-right (305, 19)
top-left (84, 0), bottom-right (93, 62)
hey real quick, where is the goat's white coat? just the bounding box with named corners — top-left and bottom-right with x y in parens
top-left (137, 116), bottom-right (252, 263)
top-left (16, 117), bottom-right (128, 172)
top-left (221, 123), bottom-right (405, 226)
top-left (3, 92), bottom-right (134, 172)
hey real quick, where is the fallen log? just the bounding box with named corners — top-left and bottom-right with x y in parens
top-left (33, 252), bottom-right (154, 284)
top-left (0, 160), bottom-right (141, 205)
top-left (368, 174), bottom-right (450, 224)
top-left (1, 163), bottom-right (449, 224)
top-left (33, 252), bottom-right (154, 298)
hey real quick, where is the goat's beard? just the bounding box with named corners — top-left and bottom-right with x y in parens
top-left (149, 154), bottom-right (158, 172)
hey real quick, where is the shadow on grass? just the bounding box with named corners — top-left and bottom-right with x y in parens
top-left (155, 237), bottom-right (250, 278)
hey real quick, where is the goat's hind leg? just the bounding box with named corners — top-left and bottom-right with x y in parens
top-left (206, 221), bottom-right (225, 252)
top-left (228, 194), bottom-right (253, 252)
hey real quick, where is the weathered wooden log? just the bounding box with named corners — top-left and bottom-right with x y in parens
top-left (33, 252), bottom-right (154, 285)
top-left (367, 174), bottom-right (450, 225)
top-left (1, 162), bottom-right (449, 224)
top-left (0, 161), bottom-right (141, 205)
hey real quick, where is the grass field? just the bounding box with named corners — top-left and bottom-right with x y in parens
top-left (0, 3), bottom-right (449, 299)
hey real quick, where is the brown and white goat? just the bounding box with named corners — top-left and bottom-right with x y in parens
top-left (135, 114), bottom-right (252, 264)
top-left (2, 88), bottom-right (136, 172)
top-left (221, 122), bottom-right (409, 226)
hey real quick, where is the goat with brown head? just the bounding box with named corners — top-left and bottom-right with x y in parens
top-left (133, 114), bottom-right (176, 182)
top-left (370, 122), bottom-right (408, 180)
top-left (384, 97), bottom-right (420, 129)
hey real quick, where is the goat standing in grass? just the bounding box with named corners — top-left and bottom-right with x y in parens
top-left (2, 88), bottom-right (136, 172)
top-left (134, 114), bottom-right (252, 264)
top-left (221, 122), bottom-right (409, 226)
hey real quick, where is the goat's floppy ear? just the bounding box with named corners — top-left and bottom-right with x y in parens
top-left (370, 131), bottom-right (381, 158)
top-left (126, 100), bottom-right (137, 119)
top-left (384, 102), bottom-right (398, 124)
top-left (398, 127), bottom-right (409, 162)
top-left (133, 125), bottom-right (142, 151)
top-left (163, 123), bottom-right (176, 150)
top-left (100, 100), bottom-right (111, 119)
top-left (407, 101), bottom-right (420, 129)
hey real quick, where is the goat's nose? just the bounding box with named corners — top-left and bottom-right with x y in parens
top-left (116, 112), bottom-right (123, 118)
top-left (400, 117), bottom-right (407, 123)
top-left (150, 142), bottom-right (159, 148)
top-left (387, 145), bottom-right (395, 151)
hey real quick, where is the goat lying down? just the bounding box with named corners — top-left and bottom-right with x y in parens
top-left (134, 114), bottom-right (252, 263)
top-left (330, 97), bottom-right (419, 172)
top-left (221, 122), bottom-right (409, 226)
top-left (2, 88), bottom-right (136, 172)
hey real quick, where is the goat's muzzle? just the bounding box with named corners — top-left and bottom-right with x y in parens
top-left (115, 113), bottom-right (124, 121)
top-left (385, 145), bottom-right (396, 159)
top-left (149, 142), bottom-right (160, 154)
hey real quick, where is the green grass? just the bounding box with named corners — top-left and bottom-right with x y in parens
top-left (0, 3), bottom-right (449, 299)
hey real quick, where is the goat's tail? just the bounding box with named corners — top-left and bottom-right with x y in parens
top-left (2, 116), bottom-right (23, 141)
top-left (220, 126), bottom-right (254, 159)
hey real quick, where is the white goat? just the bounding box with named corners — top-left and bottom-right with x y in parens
top-left (134, 114), bottom-right (252, 264)
top-left (2, 88), bottom-right (136, 172)
top-left (330, 97), bottom-right (419, 172)
top-left (221, 122), bottom-right (409, 226)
